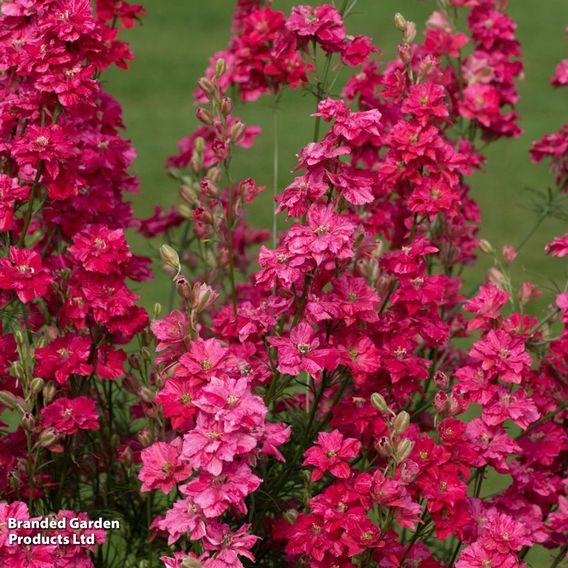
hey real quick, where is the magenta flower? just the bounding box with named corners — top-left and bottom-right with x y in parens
top-left (41, 396), bottom-right (99, 435)
top-left (268, 322), bottom-right (338, 377)
top-left (0, 247), bottom-right (52, 304)
top-left (469, 329), bottom-right (532, 383)
top-left (35, 334), bottom-right (93, 385)
top-left (303, 429), bottom-right (360, 481)
top-left (139, 438), bottom-right (192, 494)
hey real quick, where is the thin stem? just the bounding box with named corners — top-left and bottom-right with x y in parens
top-left (224, 163), bottom-right (238, 315)
top-left (516, 401), bottom-right (567, 440)
top-left (272, 99), bottom-right (279, 248)
top-left (550, 545), bottom-right (568, 568)
top-left (17, 161), bottom-right (44, 247)
top-left (515, 209), bottom-right (549, 252)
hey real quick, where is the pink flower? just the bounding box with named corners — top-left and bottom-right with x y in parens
top-left (139, 438), bottom-right (192, 493)
top-left (286, 204), bottom-right (356, 266)
top-left (0, 247), bottom-right (52, 304)
top-left (182, 414), bottom-right (258, 475)
top-left (268, 322), bottom-right (338, 377)
top-left (41, 396), bottom-right (100, 435)
top-left (68, 224), bottom-right (132, 274)
top-left (456, 541), bottom-right (521, 568)
top-left (287, 4), bottom-right (346, 51)
top-left (469, 329), bottom-right (532, 383)
top-left (402, 83), bottom-right (449, 124)
top-left (545, 232), bottom-right (568, 257)
top-left (177, 339), bottom-right (233, 383)
top-left (158, 498), bottom-right (207, 544)
top-left (202, 523), bottom-right (259, 568)
top-left (463, 283), bottom-right (509, 330)
top-left (181, 462), bottom-right (261, 518)
top-left (35, 334), bottom-right (93, 384)
top-left (303, 429), bottom-right (360, 481)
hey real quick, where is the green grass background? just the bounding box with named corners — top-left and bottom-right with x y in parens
top-left (103, 4), bottom-right (566, 564)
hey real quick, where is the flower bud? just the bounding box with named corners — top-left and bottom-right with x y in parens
top-left (117, 444), bottom-right (133, 467)
top-left (394, 12), bottom-right (406, 31)
top-left (518, 282), bottom-right (541, 307)
top-left (138, 386), bottom-right (154, 404)
top-left (403, 21), bottom-right (417, 43)
top-left (21, 412), bottom-right (35, 431)
top-left (38, 427), bottom-right (58, 448)
top-left (220, 96), bottom-right (233, 117)
top-left (14, 330), bottom-right (25, 347)
top-left (478, 239), bottom-right (494, 255)
top-left (376, 436), bottom-right (394, 458)
top-left (182, 557), bottom-right (203, 568)
top-left (178, 204), bottom-right (193, 219)
top-left (189, 282), bottom-right (219, 313)
top-left (371, 392), bottom-right (390, 414)
top-left (200, 178), bottom-right (219, 198)
top-left (0, 390), bottom-right (19, 410)
top-left (141, 347), bottom-right (152, 362)
top-left (195, 107), bottom-right (214, 126)
top-left (30, 377), bottom-right (45, 396)
top-left (129, 352), bottom-right (143, 370)
top-left (488, 267), bottom-right (506, 286)
top-left (194, 136), bottom-right (205, 154)
top-left (42, 382), bottom-right (56, 404)
top-left (395, 439), bottom-right (414, 463)
top-left (208, 167), bottom-right (222, 183)
top-left (393, 411), bottom-right (410, 435)
top-left (398, 43), bottom-right (412, 65)
top-left (197, 77), bottom-right (215, 95)
top-left (434, 371), bottom-right (449, 390)
top-left (283, 509), bottom-right (299, 525)
top-left (229, 120), bottom-right (246, 144)
top-left (179, 184), bottom-right (198, 205)
top-left (214, 58), bottom-right (226, 78)
top-left (160, 244), bottom-right (180, 272)
top-left (137, 428), bottom-right (153, 447)
top-left (153, 303), bottom-right (162, 319)
top-left (502, 244), bottom-right (517, 266)
top-left (12, 362), bottom-right (25, 380)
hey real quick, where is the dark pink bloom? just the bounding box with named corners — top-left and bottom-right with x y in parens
top-left (268, 322), bottom-right (338, 377)
top-left (41, 396), bottom-right (99, 435)
top-left (139, 438), bottom-right (192, 493)
top-left (303, 429), bottom-right (360, 481)
top-left (35, 334), bottom-right (93, 384)
top-left (0, 247), bottom-right (52, 304)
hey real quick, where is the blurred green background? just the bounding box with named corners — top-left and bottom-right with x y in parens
top-left (103, 3), bottom-right (567, 564)
top-left (104, 0), bottom-right (568, 310)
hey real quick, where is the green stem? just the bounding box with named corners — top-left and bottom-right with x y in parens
top-left (550, 545), bottom-right (568, 568)
top-left (516, 401), bottom-right (567, 440)
top-left (272, 100), bottom-right (279, 248)
top-left (17, 161), bottom-right (44, 247)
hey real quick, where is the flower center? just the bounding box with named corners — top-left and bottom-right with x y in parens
top-left (297, 343), bottom-right (310, 354)
top-left (314, 224), bottom-right (330, 235)
top-left (35, 135), bottom-right (49, 146)
top-left (201, 359), bottom-right (212, 370)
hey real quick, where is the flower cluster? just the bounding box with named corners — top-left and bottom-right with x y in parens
top-left (0, 0), bottom-right (155, 565)
top-left (145, 2), bottom-right (567, 568)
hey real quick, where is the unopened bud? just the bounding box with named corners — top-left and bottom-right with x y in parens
top-left (198, 77), bottom-right (215, 95)
top-left (398, 42), bottom-right (412, 65)
top-left (196, 107), bottom-right (214, 126)
top-left (0, 390), bottom-right (19, 410)
top-left (153, 303), bottom-right (162, 319)
top-left (478, 239), bottom-right (494, 255)
top-left (394, 13), bottom-right (406, 31)
top-left (208, 167), bottom-right (222, 183)
top-left (160, 244), bottom-right (180, 271)
top-left (403, 21), bottom-right (417, 43)
top-left (30, 377), bottom-right (45, 396)
top-left (38, 427), bottom-right (58, 448)
top-left (487, 267), bottom-right (506, 286)
top-left (117, 444), bottom-right (134, 467)
top-left (42, 382), bottom-right (56, 404)
top-left (200, 178), bottom-right (219, 198)
top-left (137, 428), bottom-right (153, 447)
top-left (518, 282), bottom-right (541, 307)
top-left (214, 58), bottom-right (226, 78)
top-left (502, 244), bottom-right (517, 266)
top-left (194, 136), bottom-right (206, 154)
top-left (178, 204), bottom-right (193, 219)
top-left (229, 120), bottom-right (246, 144)
top-left (371, 393), bottom-right (390, 414)
top-left (21, 412), bottom-right (35, 431)
top-left (393, 411), bottom-right (410, 435)
top-left (395, 439), bottom-right (414, 463)
top-left (220, 96), bottom-right (233, 117)
top-left (182, 557), bottom-right (203, 568)
top-left (179, 182), bottom-right (198, 204)
top-left (129, 353), bottom-right (143, 370)
top-left (189, 282), bottom-right (219, 313)
top-left (14, 330), bottom-right (25, 347)
top-left (12, 362), bottom-right (25, 380)
top-left (434, 371), bottom-right (450, 390)
top-left (138, 386), bottom-right (154, 404)
top-left (376, 436), bottom-right (394, 458)
top-left (283, 509), bottom-right (299, 525)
